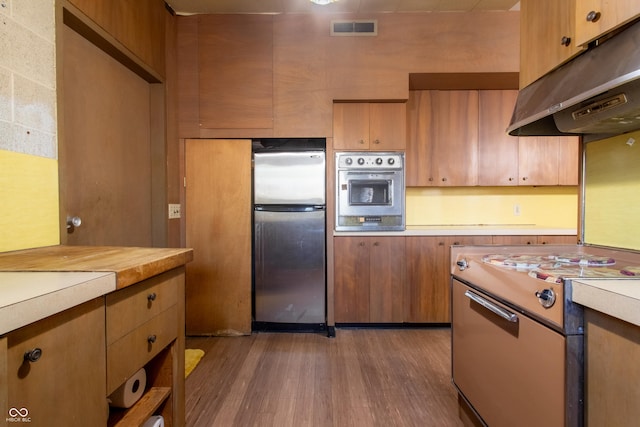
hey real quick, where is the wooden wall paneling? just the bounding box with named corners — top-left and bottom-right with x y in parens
top-left (61, 25), bottom-right (153, 246)
top-left (165, 11), bottom-right (182, 248)
top-left (185, 139), bottom-right (252, 336)
top-left (478, 90), bottom-right (519, 186)
top-left (176, 16), bottom-right (201, 139)
top-left (273, 15), bottom-right (332, 138)
top-left (65, 0), bottom-right (166, 78)
top-left (197, 15), bottom-right (274, 130)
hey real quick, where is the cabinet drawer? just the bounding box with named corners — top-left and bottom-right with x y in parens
top-left (106, 269), bottom-right (180, 345)
top-left (106, 304), bottom-right (178, 394)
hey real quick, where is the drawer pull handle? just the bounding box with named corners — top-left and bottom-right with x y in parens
top-left (24, 348), bottom-right (43, 363)
top-left (464, 290), bottom-right (518, 323)
top-left (147, 335), bottom-right (157, 344)
top-left (147, 292), bottom-right (157, 302)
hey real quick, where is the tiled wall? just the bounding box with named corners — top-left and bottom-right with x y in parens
top-left (0, 0), bottom-right (60, 251)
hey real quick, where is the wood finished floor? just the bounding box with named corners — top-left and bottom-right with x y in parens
top-left (185, 327), bottom-right (463, 427)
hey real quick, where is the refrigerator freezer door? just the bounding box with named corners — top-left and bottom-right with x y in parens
top-left (254, 209), bottom-right (326, 324)
top-left (254, 151), bottom-right (325, 205)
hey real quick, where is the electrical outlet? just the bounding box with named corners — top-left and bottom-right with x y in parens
top-left (168, 204), bottom-right (181, 219)
top-left (513, 204), bottom-right (521, 216)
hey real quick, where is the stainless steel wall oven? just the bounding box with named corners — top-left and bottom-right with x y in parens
top-left (335, 152), bottom-right (404, 231)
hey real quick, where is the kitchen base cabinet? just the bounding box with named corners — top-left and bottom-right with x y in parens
top-left (405, 236), bottom-right (492, 323)
top-left (5, 298), bottom-right (107, 426)
top-left (334, 236), bottom-right (405, 323)
top-left (584, 308), bottom-right (640, 427)
top-left (492, 235), bottom-right (577, 245)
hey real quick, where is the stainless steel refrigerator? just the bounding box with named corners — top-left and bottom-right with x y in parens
top-left (253, 141), bottom-right (326, 328)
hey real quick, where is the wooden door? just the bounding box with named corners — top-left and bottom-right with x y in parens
top-left (60, 25), bottom-right (154, 246)
top-left (518, 137), bottom-right (560, 185)
top-left (431, 90), bottom-right (479, 186)
top-left (369, 103), bottom-right (407, 150)
top-left (334, 236), bottom-right (370, 322)
top-left (369, 237), bottom-right (405, 323)
top-left (478, 91), bottom-right (519, 186)
top-left (333, 103), bottom-right (370, 150)
top-left (185, 139), bottom-right (252, 335)
top-left (405, 236), bottom-right (446, 323)
top-left (406, 91), bottom-right (436, 186)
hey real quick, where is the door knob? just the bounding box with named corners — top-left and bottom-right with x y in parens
top-left (66, 216), bottom-right (82, 232)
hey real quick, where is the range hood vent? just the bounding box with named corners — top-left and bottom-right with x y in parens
top-left (508, 19), bottom-right (640, 140)
top-left (331, 20), bottom-right (377, 36)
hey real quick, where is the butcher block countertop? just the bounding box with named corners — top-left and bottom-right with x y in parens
top-left (0, 245), bottom-right (193, 335)
top-left (0, 245), bottom-right (194, 289)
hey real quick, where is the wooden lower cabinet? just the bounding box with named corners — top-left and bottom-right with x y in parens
top-left (334, 236), bottom-right (405, 323)
top-left (492, 235), bottom-right (577, 245)
top-left (584, 309), bottom-right (640, 427)
top-left (5, 298), bottom-right (108, 426)
top-left (405, 235), bottom-right (492, 323)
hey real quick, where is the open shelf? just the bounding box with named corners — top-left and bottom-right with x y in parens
top-left (108, 387), bottom-right (171, 427)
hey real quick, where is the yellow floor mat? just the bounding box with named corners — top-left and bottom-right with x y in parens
top-left (185, 349), bottom-right (205, 378)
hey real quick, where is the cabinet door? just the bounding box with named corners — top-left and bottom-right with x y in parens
top-left (492, 235), bottom-right (537, 245)
top-left (406, 90), bottom-right (435, 186)
top-left (558, 136), bottom-right (580, 185)
top-left (333, 103), bottom-right (370, 150)
top-left (431, 90), bottom-right (479, 186)
top-left (478, 90), bottom-right (519, 186)
top-left (6, 299), bottom-right (107, 426)
top-left (520, 0), bottom-right (583, 88)
top-left (575, 0), bottom-right (640, 46)
top-left (405, 235), bottom-right (491, 323)
top-left (369, 237), bottom-right (405, 323)
top-left (405, 236), bottom-right (450, 323)
top-left (334, 237), bottom-right (370, 322)
top-left (538, 235), bottom-right (577, 245)
top-left (518, 137), bottom-right (560, 185)
top-left (369, 103), bottom-right (407, 150)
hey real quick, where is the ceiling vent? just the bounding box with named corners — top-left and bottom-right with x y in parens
top-left (331, 20), bottom-right (377, 36)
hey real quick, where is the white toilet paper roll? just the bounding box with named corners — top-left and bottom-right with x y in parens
top-left (142, 415), bottom-right (165, 427)
top-left (109, 368), bottom-right (146, 408)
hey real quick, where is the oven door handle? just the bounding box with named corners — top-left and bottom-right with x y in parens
top-left (464, 290), bottom-right (519, 323)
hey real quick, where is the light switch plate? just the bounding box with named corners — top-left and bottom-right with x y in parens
top-left (168, 204), bottom-right (181, 219)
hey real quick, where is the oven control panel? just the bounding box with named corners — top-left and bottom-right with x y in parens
top-left (336, 152), bottom-right (403, 169)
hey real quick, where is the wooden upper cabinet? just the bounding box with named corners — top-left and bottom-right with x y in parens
top-left (198, 15), bottom-right (274, 130)
top-left (430, 91), bottom-right (479, 186)
top-left (478, 90), bottom-right (519, 186)
top-left (575, 0), bottom-right (640, 46)
top-left (406, 90), bottom-right (478, 186)
top-left (518, 136), bottom-right (579, 186)
top-left (520, 0), bottom-right (583, 88)
top-left (333, 103), bottom-right (406, 151)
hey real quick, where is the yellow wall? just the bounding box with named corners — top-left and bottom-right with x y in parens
top-left (584, 130), bottom-right (640, 250)
top-left (0, 150), bottom-right (60, 252)
top-left (406, 186), bottom-right (578, 228)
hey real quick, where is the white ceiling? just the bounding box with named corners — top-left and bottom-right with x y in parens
top-left (166, 0), bottom-right (521, 16)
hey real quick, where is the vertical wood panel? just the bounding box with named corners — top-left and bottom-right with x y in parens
top-left (197, 15), bottom-right (273, 130)
top-left (185, 139), bottom-right (252, 335)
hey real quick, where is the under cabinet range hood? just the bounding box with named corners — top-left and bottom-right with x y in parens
top-left (508, 18), bottom-right (640, 139)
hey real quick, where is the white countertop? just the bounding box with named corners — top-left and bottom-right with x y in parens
top-left (334, 227), bottom-right (577, 237)
top-left (0, 271), bottom-right (116, 335)
top-left (572, 279), bottom-right (640, 327)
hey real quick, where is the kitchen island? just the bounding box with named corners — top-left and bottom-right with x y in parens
top-left (0, 245), bottom-right (193, 427)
